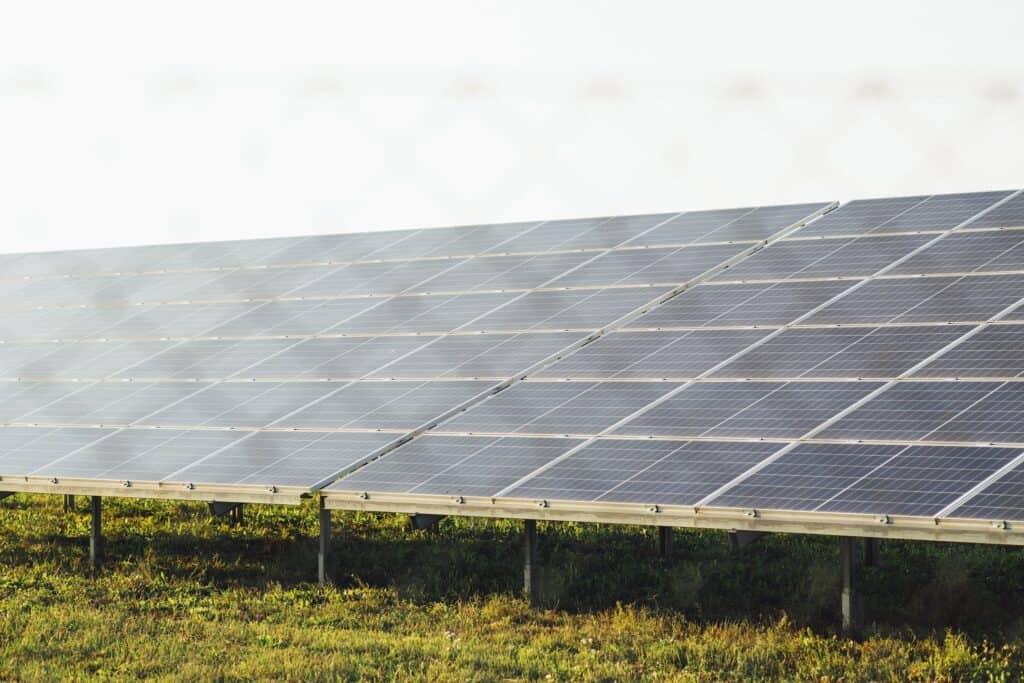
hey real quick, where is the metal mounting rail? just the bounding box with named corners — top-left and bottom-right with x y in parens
top-left (322, 490), bottom-right (1024, 547)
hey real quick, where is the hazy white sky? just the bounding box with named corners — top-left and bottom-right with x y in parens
top-left (1, 1), bottom-right (1022, 253)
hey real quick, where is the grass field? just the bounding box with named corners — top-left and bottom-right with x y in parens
top-left (2, 495), bottom-right (1024, 681)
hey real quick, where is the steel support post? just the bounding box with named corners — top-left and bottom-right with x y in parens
top-left (729, 529), bottom-right (765, 550)
top-left (864, 537), bottom-right (880, 567)
top-left (523, 519), bottom-right (539, 604)
top-left (318, 499), bottom-right (333, 586)
top-left (89, 496), bottom-right (103, 570)
top-left (408, 513), bottom-right (446, 531)
top-left (840, 536), bottom-right (863, 637)
top-left (658, 526), bottom-right (673, 561)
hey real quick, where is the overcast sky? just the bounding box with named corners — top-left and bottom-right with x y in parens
top-left (1, 1), bottom-right (1022, 253)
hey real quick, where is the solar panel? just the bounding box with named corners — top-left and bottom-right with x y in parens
top-left (414, 253), bottom-right (593, 293)
top-left (795, 191), bottom-right (1012, 238)
top-left (550, 244), bottom-right (748, 288)
top-left (164, 431), bottom-right (402, 488)
top-left (484, 214), bottom-right (675, 254)
top-left (0, 201), bottom-right (830, 502)
top-left (811, 445), bottom-right (1021, 516)
top-left (710, 326), bottom-right (971, 379)
top-left (804, 275), bottom-right (1024, 325)
top-left (626, 280), bottom-right (852, 329)
top-left (533, 329), bottom-right (769, 379)
top-left (505, 439), bottom-right (781, 505)
top-left (949, 459), bottom-right (1024, 521)
top-left (889, 230), bottom-right (1024, 276)
top-left (915, 326), bottom-right (1024, 378)
top-left (635, 203), bottom-right (832, 245)
top-left (371, 332), bottom-right (584, 379)
top-left (947, 192), bottom-right (1024, 231)
top-left (705, 443), bottom-right (1023, 517)
top-left (437, 381), bottom-right (679, 436)
top-left (820, 381), bottom-right (1001, 442)
top-left (330, 434), bottom-right (584, 496)
top-left (715, 234), bottom-right (933, 282)
top-left (612, 381), bottom-right (882, 440)
top-left (471, 288), bottom-right (674, 332)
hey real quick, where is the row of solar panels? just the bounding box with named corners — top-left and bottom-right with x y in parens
top-left (3, 191), bottom-right (1024, 539)
top-left (5, 324), bottom-right (1024, 382)
top-left (0, 205), bottom-right (825, 281)
top-left (4, 224), bottom-right (1024, 313)
top-left (5, 194), bottom-right (1013, 282)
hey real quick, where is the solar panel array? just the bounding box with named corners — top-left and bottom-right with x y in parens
top-left (328, 190), bottom-right (1024, 532)
top-left (0, 202), bottom-right (831, 501)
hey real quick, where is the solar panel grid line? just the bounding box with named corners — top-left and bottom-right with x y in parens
top-left (583, 432), bottom-right (1024, 448)
top-left (878, 269), bottom-right (1024, 280)
top-left (14, 421), bottom-right (1024, 448)
top-left (614, 321), bottom-right (1024, 333)
top-left (709, 275), bottom-right (867, 286)
top-left (7, 219), bottom-right (557, 487)
top-left (782, 229), bottom-right (948, 243)
top-left (709, 269), bottom-right (1024, 287)
top-left (766, 216), bottom-right (1024, 248)
top-left (696, 285), bottom-right (1024, 508)
top-left (959, 224), bottom-right (1024, 234)
top-left (30, 270), bottom-right (715, 316)
top-left (774, 210), bottom-right (1024, 246)
top-left (415, 234), bottom-right (765, 263)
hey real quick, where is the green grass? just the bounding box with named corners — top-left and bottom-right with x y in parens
top-left (2, 495), bottom-right (1024, 680)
